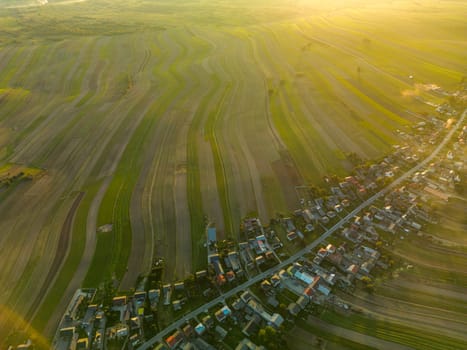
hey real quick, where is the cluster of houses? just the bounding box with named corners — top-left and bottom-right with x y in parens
top-left (52, 289), bottom-right (106, 350)
top-left (207, 226), bottom-right (251, 285)
top-left (158, 290), bottom-right (283, 350)
top-left (222, 218), bottom-right (284, 274)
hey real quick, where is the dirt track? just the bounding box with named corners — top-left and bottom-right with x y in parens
top-left (25, 191), bottom-right (84, 322)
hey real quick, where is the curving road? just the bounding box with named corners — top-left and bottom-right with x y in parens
top-left (138, 109), bottom-right (466, 349)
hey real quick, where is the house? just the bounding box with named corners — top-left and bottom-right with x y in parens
top-left (287, 231), bottom-right (297, 241)
top-left (163, 284), bottom-right (172, 305)
top-left (270, 274), bottom-right (281, 287)
top-left (286, 263), bottom-right (301, 276)
top-left (82, 304), bottom-right (97, 327)
top-left (172, 300), bottom-right (182, 311)
top-left (232, 298), bottom-right (246, 311)
top-left (194, 323), bottom-right (206, 335)
top-left (174, 282), bottom-right (185, 292)
top-left (260, 279), bottom-right (272, 292)
top-left (134, 291), bottom-right (146, 305)
top-left (317, 284), bottom-right (331, 296)
top-left (202, 315), bottom-right (214, 328)
top-left (255, 238), bottom-right (267, 254)
top-left (165, 331), bottom-right (184, 349)
top-left (215, 305), bottom-right (232, 322)
top-left (241, 291), bottom-right (253, 303)
top-left (207, 227), bottom-right (217, 243)
top-left (148, 289), bottom-right (160, 303)
top-left (226, 270), bottom-right (236, 282)
top-left (183, 324), bottom-right (194, 338)
top-left (216, 274), bottom-right (226, 285)
top-left (294, 270), bottom-right (315, 285)
top-left (326, 244), bottom-right (336, 254)
top-left (130, 334), bottom-right (141, 348)
top-left (59, 327), bottom-right (75, 339)
top-left (269, 313), bottom-right (284, 328)
top-left (255, 255), bottom-right (265, 266)
top-left (317, 247), bottom-right (328, 258)
top-left (112, 296), bottom-right (127, 308)
top-left (209, 254), bottom-right (225, 276)
top-left (115, 326), bottom-right (129, 338)
top-left (130, 316), bottom-right (141, 330)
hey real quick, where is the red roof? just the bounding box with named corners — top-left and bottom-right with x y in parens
top-left (310, 276), bottom-right (320, 289)
top-left (166, 335), bottom-right (176, 348)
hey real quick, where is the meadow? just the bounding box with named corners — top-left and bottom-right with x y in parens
top-left (0, 0), bottom-right (465, 343)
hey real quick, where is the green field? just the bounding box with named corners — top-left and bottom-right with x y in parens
top-left (321, 311), bottom-right (467, 350)
top-left (0, 0), bottom-right (465, 343)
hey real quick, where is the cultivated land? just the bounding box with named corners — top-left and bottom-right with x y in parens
top-left (0, 0), bottom-right (465, 343)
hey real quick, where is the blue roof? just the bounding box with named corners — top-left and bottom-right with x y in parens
top-left (221, 306), bottom-right (232, 315)
top-left (195, 323), bottom-right (206, 334)
top-left (208, 227), bottom-right (217, 242)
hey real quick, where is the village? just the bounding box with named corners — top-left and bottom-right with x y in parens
top-left (34, 99), bottom-right (466, 350)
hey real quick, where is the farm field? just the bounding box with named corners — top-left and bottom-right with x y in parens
top-left (0, 0), bottom-right (466, 343)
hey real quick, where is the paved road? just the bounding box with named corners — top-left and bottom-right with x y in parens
top-left (138, 110), bottom-right (466, 349)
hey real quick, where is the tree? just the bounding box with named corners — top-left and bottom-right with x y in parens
top-left (257, 326), bottom-right (282, 350)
